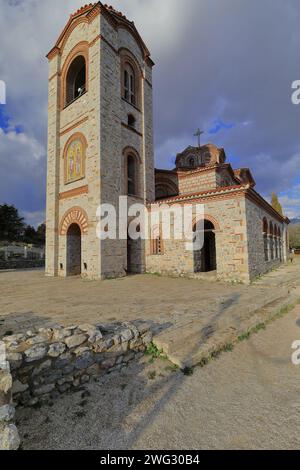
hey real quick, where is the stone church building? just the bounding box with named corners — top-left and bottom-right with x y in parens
top-left (46, 2), bottom-right (289, 284)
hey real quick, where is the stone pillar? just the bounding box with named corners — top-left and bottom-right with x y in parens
top-left (0, 352), bottom-right (20, 451)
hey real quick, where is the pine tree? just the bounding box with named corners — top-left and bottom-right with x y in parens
top-left (271, 193), bottom-right (283, 216)
top-left (0, 204), bottom-right (25, 242)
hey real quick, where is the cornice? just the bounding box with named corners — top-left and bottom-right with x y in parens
top-left (46, 2), bottom-right (154, 66)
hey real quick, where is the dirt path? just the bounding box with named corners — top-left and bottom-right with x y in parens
top-left (17, 304), bottom-right (300, 450)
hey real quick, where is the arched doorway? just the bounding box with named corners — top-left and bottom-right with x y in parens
top-left (193, 219), bottom-right (217, 273)
top-left (66, 223), bottom-right (82, 276)
top-left (127, 224), bottom-right (142, 274)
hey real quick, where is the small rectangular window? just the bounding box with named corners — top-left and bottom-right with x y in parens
top-left (151, 236), bottom-right (163, 255)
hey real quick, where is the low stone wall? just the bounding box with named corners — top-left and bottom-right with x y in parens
top-left (0, 259), bottom-right (45, 270)
top-left (3, 322), bottom-right (152, 407)
top-left (0, 359), bottom-right (20, 450)
top-left (0, 321), bottom-right (152, 449)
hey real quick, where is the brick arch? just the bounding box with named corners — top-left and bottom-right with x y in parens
top-left (155, 177), bottom-right (178, 199)
top-left (60, 41), bottom-right (89, 110)
top-left (192, 214), bottom-right (221, 232)
top-left (60, 206), bottom-right (88, 236)
top-left (122, 146), bottom-right (142, 163)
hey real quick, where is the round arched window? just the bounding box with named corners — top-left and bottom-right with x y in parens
top-left (65, 55), bottom-right (86, 106)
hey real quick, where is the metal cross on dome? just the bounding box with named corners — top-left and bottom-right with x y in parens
top-left (194, 128), bottom-right (204, 147)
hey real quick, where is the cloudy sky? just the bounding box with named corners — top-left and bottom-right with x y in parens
top-left (0, 0), bottom-right (300, 226)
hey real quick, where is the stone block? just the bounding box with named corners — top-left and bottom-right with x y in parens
top-left (24, 344), bottom-right (47, 362)
top-left (88, 331), bottom-right (103, 344)
top-left (0, 405), bottom-right (15, 422)
top-left (0, 371), bottom-right (12, 394)
top-left (48, 342), bottom-right (66, 357)
top-left (73, 346), bottom-right (90, 356)
top-left (64, 334), bottom-right (87, 349)
top-left (32, 360), bottom-right (52, 376)
top-left (120, 329), bottom-right (133, 342)
top-left (33, 384), bottom-right (55, 396)
top-left (12, 380), bottom-right (29, 395)
top-left (74, 353), bottom-right (95, 370)
top-left (52, 328), bottom-right (72, 341)
top-left (26, 335), bottom-right (48, 346)
top-left (0, 424), bottom-right (20, 450)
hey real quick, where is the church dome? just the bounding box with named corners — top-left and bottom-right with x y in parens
top-left (175, 143), bottom-right (226, 170)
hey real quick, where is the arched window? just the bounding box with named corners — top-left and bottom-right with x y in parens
top-left (123, 147), bottom-right (140, 197)
top-left (278, 228), bottom-right (282, 261)
top-left (189, 157), bottom-right (195, 168)
top-left (120, 50), bottom-right (141, 108)
top-left (274, 225), bottom-right (279, 259)
top-left (123, 62), bottom-right (136, 105)
top-left (127, 155), bottom-right (137, 196)
top-left (263, 218), bottom-right (268, 261)
top-left (269, 222), bottom-right (274, 260)
top-left (65, 55), bottom-right (86, 106)
top-left (63, 133), bottom-right (87, 184)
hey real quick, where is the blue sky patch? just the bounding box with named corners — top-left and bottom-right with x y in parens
top-left (208, 119), bottom-right (236, 135)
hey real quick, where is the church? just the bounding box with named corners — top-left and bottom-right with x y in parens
top-left (45, 2), bottom-right (289, 284)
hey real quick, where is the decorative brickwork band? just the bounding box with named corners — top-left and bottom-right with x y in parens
top-left (60, 207), bottom-right (89, 235)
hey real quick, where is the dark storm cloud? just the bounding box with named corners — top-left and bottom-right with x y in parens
top-left (0, 0), bottom-right (300, 222)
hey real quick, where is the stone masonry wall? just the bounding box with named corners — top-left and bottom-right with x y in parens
top-left (3, 322), bottom-right (152, 409)
top-left (47, 9), bottom-right (154, 281)
top-left (146, 196), bottom-right (250, 283)
top-left (178, 168), bottom-right (218, 194)
top-left (245, 197), bottom-right (287, 279)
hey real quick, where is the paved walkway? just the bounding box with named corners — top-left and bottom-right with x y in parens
top-left (1, 260), bottom-right (300, 367)
top-left (17, 303), bottom-right (300, 450)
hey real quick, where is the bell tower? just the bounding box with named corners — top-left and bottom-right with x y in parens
top-left (45, 3), bottom-right (155, 279)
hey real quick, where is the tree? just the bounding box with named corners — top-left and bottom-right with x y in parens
top-left (23, 225), bottom-right (37, 244)
top-left (36, 223), bottom-right (46, 245)
top-left (0, 204), bottom-right (25, 242)
top-left (289, 223), bottom-right (300, 249)
top-left (22, 223), bottom-right (45, 246)
top-left (271, 193), bottom-right (283, 216)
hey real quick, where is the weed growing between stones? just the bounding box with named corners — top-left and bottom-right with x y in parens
top-left (146, 343), bottom-right (167, 363)
top-left (237, 299), bottom-right (300, 343)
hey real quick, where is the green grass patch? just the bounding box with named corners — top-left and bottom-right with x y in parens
top-left (146, 342), bottom-right (168, 362)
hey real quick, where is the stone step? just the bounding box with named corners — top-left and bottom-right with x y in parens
top-left (154, 291), bottom-right (300, 369)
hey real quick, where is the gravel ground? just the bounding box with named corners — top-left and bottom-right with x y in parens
top-left (17, 304), bottom-right (300, 450)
